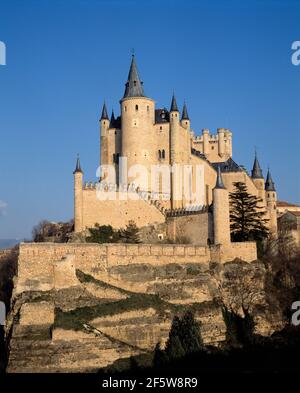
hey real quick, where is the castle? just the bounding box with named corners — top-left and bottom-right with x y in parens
top-left (73, 55), bottom-right (277, 250)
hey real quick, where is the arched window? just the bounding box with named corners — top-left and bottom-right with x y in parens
top-left (162, 150), bottom-right (165, 159)
top-left (135, 104), bottom-right (138, 111)
top-left (124, 106), bottom-right (127, 112)
top-left (147, 106), bottom-right (149, 112)
top-left (158, 150), bottom-right (161, 159)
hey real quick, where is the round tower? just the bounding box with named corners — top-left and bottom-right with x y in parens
top-left (120, 55), bottom-right (155, 191)
top-left (169, 94), bottom-right (182, 208)
top-left (73, 155), bottom-right (83, 233)
top-left (100, 102), bottom-right (110, 167)
top-left (265, 169), bottom-right (277, 235)
top-left (251, 152), bottom-right (265, 201)
top-left (213, 166), bottom-right (231, 245)
top-left (202, 129), bottom-right (210, 156)
top-left (217, 128), bottom-right (226, 158)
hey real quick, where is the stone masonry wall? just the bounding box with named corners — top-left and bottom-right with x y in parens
top-left (16, 242), bottom-right (257, 294)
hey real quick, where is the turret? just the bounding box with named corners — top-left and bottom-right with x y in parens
top-left (265, 169), bottom-right (277, 234)
top-left (224, 129), bottom-right (232, 157)
top-left (180, 102), bottom-right (190, 130)
top-left (73, 155), bottom-right (83, 233)
top-left (251, 152), bottom-right (265, 200)
top-left (202, 129), bottom-right (210, 156)
top-left (100, 102), bottom-right (109, 166)
top-left (213, 166), bottom-right (231, 245)
top-left (120, 55), bottom-right (155, 190)
top-left (169, 94), bottom-right (181, 208)
top-left (217, 128), bottom-right (226, 158)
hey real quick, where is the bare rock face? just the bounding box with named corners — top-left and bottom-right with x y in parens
top-left (5, 255), bottom-right (283, 373)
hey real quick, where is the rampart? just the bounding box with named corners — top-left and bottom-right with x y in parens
top-left (16, 242), bottom-right (257, 294)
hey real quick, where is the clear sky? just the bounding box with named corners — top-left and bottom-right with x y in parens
top-left (0, 0), bottom-right (299, 239)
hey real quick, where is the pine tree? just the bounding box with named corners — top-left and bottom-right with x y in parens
top-left (120, 220), bottom-right (141, 243)
top-left (165, 312), bottom-right (203, 360)
top-left (180, 311), bottom-right (203, 354)
top-left (229, 182), bottom-right (269, 242)
top-left (153, 342), bottom-right (168, 367)
top-left (86, 224), bottom-right (119, 243)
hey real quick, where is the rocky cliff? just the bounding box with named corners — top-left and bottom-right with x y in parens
top-left (5, 244), bottom-right (283, 373)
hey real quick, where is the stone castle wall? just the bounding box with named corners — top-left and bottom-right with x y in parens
top-left (16, 242), bottom-right (257, 294)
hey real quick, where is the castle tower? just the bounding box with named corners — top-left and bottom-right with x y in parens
top-left (202, 128), bottom-right (210, 156)
top-left (169, 93), bottom-right (181, 208)
top-left (251, 152), bottom-right (265, 201)
top-left (213, 166), bottom-right (231, 245)
top-left (73, 155), bottom-right (83, 233)
top-left (120, 55), bottom-right (155, 191)
top-left (181, 102), bottom-right (190, 130)
top-left (265, 169), bottom-right (277, 234)
top-left (100, 102), bottom-right (109, 167)
top-left (217, 128), bottom-right (226, 158)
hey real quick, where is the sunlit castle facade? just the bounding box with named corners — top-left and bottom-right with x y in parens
top-left (73, 55), bottom-right (277, 246)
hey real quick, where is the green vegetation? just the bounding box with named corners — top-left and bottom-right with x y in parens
top-left (86, 220), bottom-right (141, 244)
top-left (86, 224), bottom-right (120, 243)
top-left (229, 181), bottom-right (269, 242)
top-left (119, 220), bottom-right (141, 243)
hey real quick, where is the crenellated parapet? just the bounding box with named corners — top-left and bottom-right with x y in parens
top-left (192, 128), bottom-right (232, 162)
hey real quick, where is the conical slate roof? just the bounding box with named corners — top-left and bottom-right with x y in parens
top-left (100, 102), bottom-right (109, 120)
top-left (251, 153), bottom-right (263, 179)
top-left (265, 169), bottom-right (276, 191)
top-left (73, 154), bottom-right (83, 174)
top-left (123, 55), bottom-right (145, 98)
top-left (214, 166), bottom-right (226, 189)
top-left (170, 94), bottom-right (179, 112)
top-left (181, 102), bottom-right (189, 120)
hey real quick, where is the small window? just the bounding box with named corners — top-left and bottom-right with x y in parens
top-left (134, 81), bottom-right (136, 86)
top-left (158, 150), bottom-right (161, 159)
top-left (160, 126), bottom-right (162, 130)
top-left (211, 146), bottom-right (214, 150)
top-left (268, 193), bottom-right (270, 198)
top-left (124, 106), bottom-right (127, 112)
top-left (147, 106), bottom-right (149, 112)
top-left (135, 104), bottom-right (138, 111)
top-left (162, 150), bottom-right (165, 159)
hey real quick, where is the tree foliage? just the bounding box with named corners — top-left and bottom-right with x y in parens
top-left (86, 224), bottom-right (119, 243)
top-left (165, 311), bottom-right (203, 361)
top-left (119, 220), bottom-right (141, 243)
top-left (229, 182), bottom-right (269, 242)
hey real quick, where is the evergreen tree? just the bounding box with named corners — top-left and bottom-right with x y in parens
top-left (86, 224), bottom-right (119, 243)
top-left (153, 342), bottom-right (168, 367)
top-left (222, 306), bottom-right (256, 347)
top-left (180, 311), bottom-right (203, 353)
top-left (229, 182), bottom-right (269, 242)
top-left (165, 312), bottom-right (203, 360)
top-left (120, 220), bottom-right (141, 243)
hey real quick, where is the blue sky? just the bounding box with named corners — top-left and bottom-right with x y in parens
top-left (0, 0), bottom-right (299, 239)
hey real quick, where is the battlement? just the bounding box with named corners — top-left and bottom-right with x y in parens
top-left (15, 241), bottom-right (257, 294)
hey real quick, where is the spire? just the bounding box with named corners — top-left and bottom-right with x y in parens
top-left (170, 93), bottom-right (179, 112)
top-left (181, 101), bottom-right (189, 120)
top-left (110, 109), bottom-right (115, 127)
top-left (100, 101), bottom-right (109, 120)
top-left (214, 166), bottom-right (226, 189)
top-left (251, 152), bottom-right (263, 179)
top-left (123, 55), bottom-right (144, 98)
top-left (265, 169), bottom-right (276, 191)
top-left (73, 154), bottom-right (83, 174)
